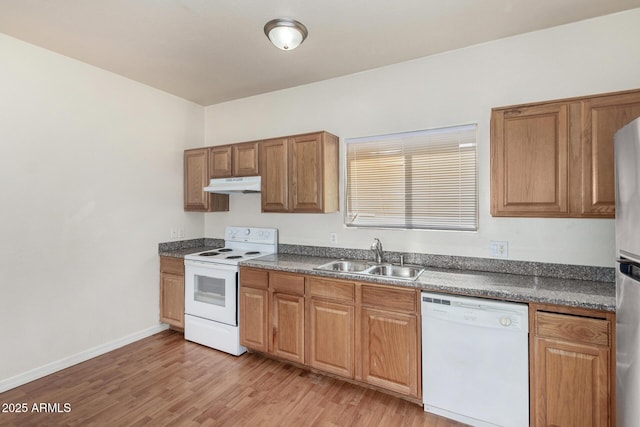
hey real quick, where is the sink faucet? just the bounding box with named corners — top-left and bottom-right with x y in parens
top-left (371, 238), bottom-right (384, 264)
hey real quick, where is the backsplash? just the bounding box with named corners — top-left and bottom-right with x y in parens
top-left (278, 244), bottom-right (615, 283)
top-left (159, 239), bottom-right (615, 283)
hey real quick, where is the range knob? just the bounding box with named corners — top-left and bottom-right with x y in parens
top-left (244, 228), bottom-right (251, 236)
top-left (500, 316), bottom-right (512, 327)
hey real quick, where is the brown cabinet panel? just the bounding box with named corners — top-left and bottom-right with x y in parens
top-left (269, 272), bottom-right (305, 296)
top-left (240, 267), bottom-right (269, 290)
top-left (531, 305), bottom-right (614, 427)
top-left (308, 277), bottom-right (355, 302)
top-left (581, 91), bottom-right (640, 216)
top-left (239, 287), bottom-right (268, 352)
top-left (261, 138), bottom-right (289, 212)
top-left (309, 299), bottom-right (354, 378)
top-left (271, 293), bottom-right (305, 364)
top-left (261, 131), bottom-right (339, 213)
top-left (233, 141), bottom-right (260, 176)
top-left (160, 256), bottom-right (184, 275)
top-left (210, 145), bottom-right (233, 178)
top-left (184, 148), bottom-right (229, 212)
top-left (361, 285), bottom-right (417, 313)
top-left (159, 256), bottom-right (185, 329)
top-left (491, 103), bottom-right (569, 216)
top-left (533, 337), bottom-right (610, 427)
top-left (360, 307), bottom-right (419, 397)
top-left (290, 133), bottom-right (323, 212)
top-left (491, 88), bottom-right (640, 218)
top-left (536, 311), bottom-right (610, 347)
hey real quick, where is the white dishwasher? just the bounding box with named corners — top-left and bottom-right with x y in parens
top-left (421, 292), bottom-right (529, 427)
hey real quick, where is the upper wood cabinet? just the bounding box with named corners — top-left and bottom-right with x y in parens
top-left (261, 131), bottom-right (339, 213)
top-left (491, 102), bottom-right (570, 216)
top-left (491, 88), bottom-right (640, 218)
top-left (581, 92), bottom-right (640, 216)
top-left (261, 138), bottom-right (289, 211)
top-left (210, 141), bottom-right (260, 178)
top-left (183, 148), bottom-right (229, 212)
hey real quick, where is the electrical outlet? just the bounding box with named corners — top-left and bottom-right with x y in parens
top-left (170, 227), bottom-right (178, 239)
top-left (177, 227), bottom-right (185, 238)
top-left (489, 240), bottom-right (509, 259)
top-left (329, 233), bottom-right (338, 244)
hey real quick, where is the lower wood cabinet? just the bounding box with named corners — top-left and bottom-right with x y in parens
top-left (159, 256), bottom-right (185, 329)
top-left (239, 286), bottom-right (268, 352)
top-left (308, 277), bottom-right (356, 379)
top-left (360, 307), bottom-right (419, 397)
top-left (271, 292), bottom-right (305, 364)
top-left (531, 305), bottom-right (614, 427)
top-left (359, 284), bottom-right (420, 398)
top-left (239, 267), bottom-right (419, 400)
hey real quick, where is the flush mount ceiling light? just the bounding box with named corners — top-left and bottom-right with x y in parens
top-left (264, 18), bottom-right (308, 51)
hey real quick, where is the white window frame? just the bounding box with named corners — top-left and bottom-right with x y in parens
top-left (343, 123), bottom-right (478, 231)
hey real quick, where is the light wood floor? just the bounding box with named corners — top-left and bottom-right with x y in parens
top-left (0, 330), bottom-right (467, 426)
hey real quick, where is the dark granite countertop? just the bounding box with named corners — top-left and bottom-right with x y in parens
top-left (239, 254), bottom-right (616, 312)
top-left (159, 246), bottom-right (219, 258)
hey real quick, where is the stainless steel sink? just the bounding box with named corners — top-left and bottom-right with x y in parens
top-left (314, 259), bottom-right (425, 280)
top-left (315, 259), bottom-right (373, 273)
top-left (363, 264), bottom-right (424, 280)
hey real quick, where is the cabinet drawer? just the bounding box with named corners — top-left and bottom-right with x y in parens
top-left (535, 311), bottom-right (610, 347)
top-left (361, 285), bottom-right (417, 313)
top-left (270, 272), bottom-right (305, 296)
top-left (308, 277), bottom-right (354, 302)
top-left (160, 256), bottom-right (184, 275)
top-left (240, 267), bottom-right (269, 289)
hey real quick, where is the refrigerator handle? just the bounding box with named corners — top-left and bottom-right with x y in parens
top-left (617, 258), bottom-right (640, 281)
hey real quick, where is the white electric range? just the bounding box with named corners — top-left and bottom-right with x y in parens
top-left (183, 226), bottom-right (278, 355)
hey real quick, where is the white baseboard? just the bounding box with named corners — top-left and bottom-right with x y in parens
top-left (0, 323), bottom-right (170, 394)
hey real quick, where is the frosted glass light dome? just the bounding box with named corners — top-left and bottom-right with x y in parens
top-left (264, 18), bottom-right (308, 51)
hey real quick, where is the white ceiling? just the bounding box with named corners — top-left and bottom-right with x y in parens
top-left (2, 0), bottom-right (639, 106)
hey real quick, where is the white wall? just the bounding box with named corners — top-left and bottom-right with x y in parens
top-left (204, 9), bottom-right (640, 268)
top-left (0, 34), bottom-right (204, 384)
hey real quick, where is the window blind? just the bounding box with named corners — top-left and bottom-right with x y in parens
top-left (345, 124), bottom-right (477, 231)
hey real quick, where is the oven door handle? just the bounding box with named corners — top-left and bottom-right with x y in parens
top-left (184, 259), bottom-right (239, 270)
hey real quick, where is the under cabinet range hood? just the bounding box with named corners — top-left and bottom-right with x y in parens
top-left (204, 176), bottom-right (261, 194)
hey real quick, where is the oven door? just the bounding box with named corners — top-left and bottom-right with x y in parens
top-left (184, 260), bottom-right (238, 326)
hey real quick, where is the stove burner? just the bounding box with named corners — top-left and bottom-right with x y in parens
top-left (226, 255), bottom-right (243, 259)
top-left (217, 248), bottom-right (232, 252)
top-left (199, 252), bottom-right (220, 256)
top-left (245, 251), bottom-right (261, 255)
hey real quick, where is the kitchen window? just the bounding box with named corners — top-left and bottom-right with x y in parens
top-left (345, 124), bottom-right (478, 231)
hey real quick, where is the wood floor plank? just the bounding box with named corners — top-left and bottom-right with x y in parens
top-left (0, 330), bottom-right (468, 426)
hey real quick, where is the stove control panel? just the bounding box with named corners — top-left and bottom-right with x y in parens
top-left (225, 226), bottom-right (278, 244)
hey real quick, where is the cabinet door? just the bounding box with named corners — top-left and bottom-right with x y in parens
top-left (261, 138), bottom-right (289, 212)
top-left (361, 307), bottom-right (418, 397)
top-left (239, 286), bottom-right (268, 352)
top-left (210, 145), bottom-right (233, 178)
top-left (533, 337), bottom-right (610, 427)
top-left (491, 103), bottom-right (569, 216)
top-left (184, 148), bottom-right (229, 212)
top-left (581, 92), bottom-right (640, 217)
top-left (309, 299), bottom-right (354, 378)
top-left (233, 141), bottom-right (260, 176)
top-left (160, 273), bottom-right (184, 328)
top-left (290, 133), bottom-right (324, 212)
top-left (271, 293), bottom-right (304, 364)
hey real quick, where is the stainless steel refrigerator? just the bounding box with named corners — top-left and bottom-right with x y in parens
top-left (615, 117), bottom-right (640, 427)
